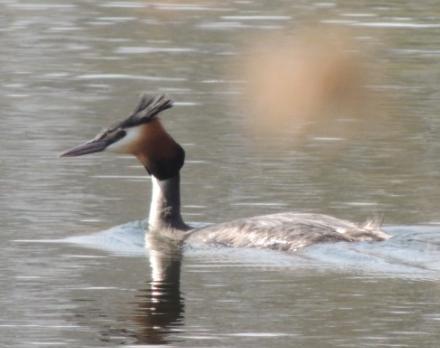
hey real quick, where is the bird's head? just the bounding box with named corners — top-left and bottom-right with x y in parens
top-left (61, 94), bottom-right (185, 180)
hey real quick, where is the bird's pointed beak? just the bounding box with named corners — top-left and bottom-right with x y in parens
top-left (60, 138), bottom-right (109, 157)
top-left (60, 128), bottom-right (127, 158)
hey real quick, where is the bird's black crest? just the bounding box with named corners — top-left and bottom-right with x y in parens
top-left (117, 94), bottom-right (173, 129)
top-left (89, 94), bottom-right (173, 143)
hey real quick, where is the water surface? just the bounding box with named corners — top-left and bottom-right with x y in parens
top-left (2, 0), bottom-right (440, 347)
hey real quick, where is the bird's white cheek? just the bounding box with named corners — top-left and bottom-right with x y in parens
top-left (107, 127), bottom-right (143, 154)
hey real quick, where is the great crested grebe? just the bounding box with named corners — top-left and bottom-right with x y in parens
top-left (61, 94), bottom-right (390, 252)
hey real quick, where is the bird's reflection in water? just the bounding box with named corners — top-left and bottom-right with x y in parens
top-left (132, 230), bottom-right (185, 345)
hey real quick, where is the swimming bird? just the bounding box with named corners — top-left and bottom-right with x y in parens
top-left (61, 94), bottom-right (390, 252)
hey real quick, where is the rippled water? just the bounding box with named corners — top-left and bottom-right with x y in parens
top-left (2, 0), bottom-right (440, 347)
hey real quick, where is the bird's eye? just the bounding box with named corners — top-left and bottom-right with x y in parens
top-left (105, 128), bottom-right (126, 144)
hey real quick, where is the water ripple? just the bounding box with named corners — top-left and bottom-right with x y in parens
top-left (76, 73), bottom-right (186, 82)
top-left (115, 46), bottom-right (195, 54)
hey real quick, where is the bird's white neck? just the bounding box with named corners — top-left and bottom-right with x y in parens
top-left (148, 174), bottom-right (189, 232)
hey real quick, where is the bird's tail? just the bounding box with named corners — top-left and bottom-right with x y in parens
top-left (359, 215), bottom-right (391, 241)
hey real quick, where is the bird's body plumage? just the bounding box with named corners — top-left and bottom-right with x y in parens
top-left (185, 212), bottom-right (387, 252)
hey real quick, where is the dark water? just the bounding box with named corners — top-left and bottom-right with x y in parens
top-left (2, 0), bottom-right (440, 347)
